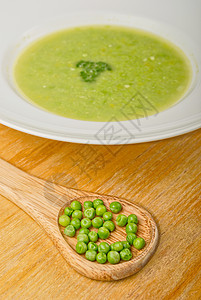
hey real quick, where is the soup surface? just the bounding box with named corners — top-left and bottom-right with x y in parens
top-left (14, 25), bottom-right (192, 121)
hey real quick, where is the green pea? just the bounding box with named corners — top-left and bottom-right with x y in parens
top-left (122, 241), bottom-right (131, 249)
top-left (96, 204), bottom-right (107, 216)
top-left (107, 251), bottom-right (120, 264)
top-left (85, 250), bottom-right (97, 261)
top-left (109, 201), bottom-right (122, 213)
top-left (133, 237), bottom-right (145, 250)
top-left (77, 233), bottom-right (89, 244)
top-left (103, 211), bottom-right (113, 221)
top-left (84, 208), bottom-right (96, 219)
top-left (76, 241), bottom-right (87, 254)
top-left (71, 200), bottom-right (82, 211)
top-left (98, 227), bottom-right (110, 239)
top-left (88, 242), bottom-right (98, 251)
top-left (92, 217), bottom-right (103, 228)
top-left (88, 231), bottom-right (98, 242)
top-left (81, 218), bottom-right (92, 228)
top-left (93, 199), bottom-right (104, 209)
top-left (126, 223), bottom-right (138, 234)
top-left (64, 207), bottom-right (73, 216)
top-left (128, 214), bottom-right (138, 224)
top-left (113, 241), bottom-right (123, 252)
top-left (58, 215), bottom-right (71, 227)
top-left (98, 242), bottom-right (111, 254)
top-left (96, 252), bottom-right (107, 264)
top-left (126, 233), bottom-right (137, 245)
top-left (120, 248), bottom-right (132, 261)
top-left (84, 200), bottom-right (93, 209)
top-left (79, 228), bottom-right (90, 235)
top-left (103, 220), bottom-right (115, 232)
top-left (110, 243), bottom-right (115, 251)
top-left (64, 225), bottom-right (75, 237)
top-left (71, 218), bottom-right (81, 230)
top-left (116, 214), bottom-right (128, 227)
top-left (72, 210), bottom-right (83, 220)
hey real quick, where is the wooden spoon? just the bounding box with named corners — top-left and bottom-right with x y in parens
top-left (0, 158), bottom-right (159, 281)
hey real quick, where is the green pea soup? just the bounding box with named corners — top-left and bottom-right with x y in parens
top-left (14, 25), bottom-right (192, 121)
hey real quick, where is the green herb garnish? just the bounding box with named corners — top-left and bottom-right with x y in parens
top-left (76, 60), bottom-right (112, 82)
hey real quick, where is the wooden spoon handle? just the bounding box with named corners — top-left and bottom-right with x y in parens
top-left (0, 158), bottom-right (85, 222)
top-left (0, 158), bottom-right (93, 271)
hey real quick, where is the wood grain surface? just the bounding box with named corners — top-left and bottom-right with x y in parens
top-left (0, 124), bottom-right (201, 299)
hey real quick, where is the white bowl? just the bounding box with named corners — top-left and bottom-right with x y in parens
top-left (0, 0), bottom-right (200, 144)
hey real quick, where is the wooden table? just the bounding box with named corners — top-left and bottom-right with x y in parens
top-left (0, 124), bottom-right (200, 299)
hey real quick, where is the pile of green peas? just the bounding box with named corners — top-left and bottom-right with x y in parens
top-left (59, 199), bottom-right (145, 264)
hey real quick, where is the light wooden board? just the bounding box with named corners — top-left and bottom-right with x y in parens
top-left (0, 124), bottom-right (201, 299)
